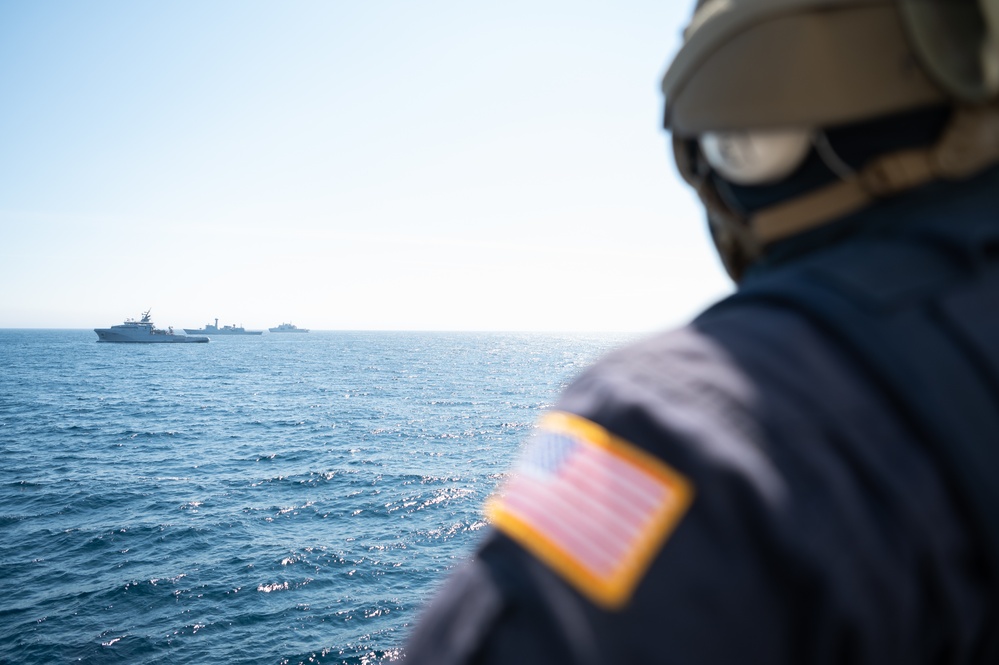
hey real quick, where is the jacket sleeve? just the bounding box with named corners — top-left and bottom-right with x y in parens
top-left (404, 326), bottom-right (796, 663)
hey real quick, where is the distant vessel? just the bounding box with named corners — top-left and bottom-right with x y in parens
top-left (268, 322), bottom-right (309, 333)
top-left (95, 310), bottom-right (210, 343)
top-left (184, 318), bottom-right (263, 336)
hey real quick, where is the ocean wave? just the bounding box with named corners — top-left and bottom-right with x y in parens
top-left (0, 329), bottom-right (626, 664)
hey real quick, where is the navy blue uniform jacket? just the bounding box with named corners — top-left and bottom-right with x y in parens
top-left (405, 170), bottom-right (999, 664)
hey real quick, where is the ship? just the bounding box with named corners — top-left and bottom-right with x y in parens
top-left (95, 310), bottom-right (210, 343)
top-left (268, 322), bottom-right (309, 333)
top-left (184, 318), bottom-right (263, 335)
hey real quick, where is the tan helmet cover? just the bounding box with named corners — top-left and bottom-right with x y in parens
top-left (662, 0), bottom-right (948, 136)
top-left (662, 0), bottom-right (999, 283)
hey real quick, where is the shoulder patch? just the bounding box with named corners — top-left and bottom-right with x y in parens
top-left (486, 411), bottom-right (694, 609)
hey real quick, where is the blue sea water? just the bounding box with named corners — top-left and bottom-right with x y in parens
top-left (0, 329), bottom-right (633, 664)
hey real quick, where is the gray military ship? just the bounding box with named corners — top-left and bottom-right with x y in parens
top-left (95, 310), bottom-right (210, 343)
top-left (184, 318), bottom-right (263, 335)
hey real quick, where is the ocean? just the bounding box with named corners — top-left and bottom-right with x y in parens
top-left (0, 329), bottom-right (634, 664)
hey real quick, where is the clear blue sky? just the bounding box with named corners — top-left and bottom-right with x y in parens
top-left (0, 0), bottom-right (731, 332)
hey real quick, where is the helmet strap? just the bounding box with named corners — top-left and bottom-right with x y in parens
top-left (751, 103), bottom-right (999, 244)
top-left (676, 103), bottom-right (999, 281)
top-left (672, 134), bottom-right (761, 280)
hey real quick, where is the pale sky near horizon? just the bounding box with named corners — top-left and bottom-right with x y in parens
top-left (0, 1), bottom-right (732, 333)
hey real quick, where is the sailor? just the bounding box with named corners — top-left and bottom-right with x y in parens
top-left (405, 1), bottom-right (999, 662)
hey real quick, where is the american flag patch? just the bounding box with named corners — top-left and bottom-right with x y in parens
top-left (486, 411), bottom-right (693, 609)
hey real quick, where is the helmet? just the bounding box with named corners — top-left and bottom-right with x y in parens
top-left (662, 0), bottom-right (999, 280)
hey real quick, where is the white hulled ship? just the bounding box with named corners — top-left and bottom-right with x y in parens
top-left (268, 322), bottom-right (309, 333)
top-left (95, 310), bottom-right (209, 343)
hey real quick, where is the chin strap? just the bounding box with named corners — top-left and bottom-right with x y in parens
top-left (672, 133), bottom-right (762, 280)
top-left (751, 103), bottom-right (999, 244)
top-left (676, 103), bottom-right (999, 281)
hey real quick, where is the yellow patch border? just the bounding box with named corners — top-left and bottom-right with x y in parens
top-left (486, 411), bottom-right (694, 610)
